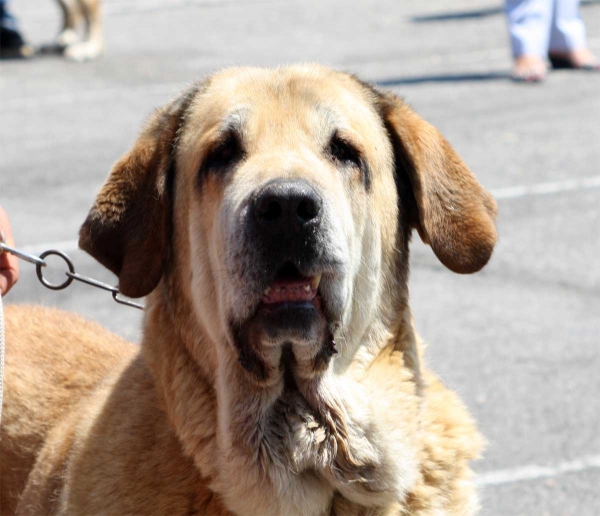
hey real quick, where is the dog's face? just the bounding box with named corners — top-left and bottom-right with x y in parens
top-left (176, 68), bottom-right (405, 380)
top-left (80, 65), bottom-right (497, 382)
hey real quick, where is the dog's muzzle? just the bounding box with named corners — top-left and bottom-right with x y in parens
top-left (250, 178), bottom-right (325, 333)
top-left (229, 178), bottom-right (340, 379)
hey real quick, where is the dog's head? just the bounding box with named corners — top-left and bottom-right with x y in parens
top-left (80, 65), bottom-right (497, 382)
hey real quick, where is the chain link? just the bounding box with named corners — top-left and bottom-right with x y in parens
top-left (0, 241), bottom-right (143, 310)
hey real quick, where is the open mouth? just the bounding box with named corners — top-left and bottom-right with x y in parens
top-left (232, 262), bottom-right (332, 379)
top-left (261, 262), bottom-right (321, 305)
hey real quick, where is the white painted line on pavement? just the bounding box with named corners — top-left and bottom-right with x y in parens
top-left (491, 176), bottom-right (600, 200)
top-left (477, 454), bottom-right (600, 487)
top-left (17, 175), bottom-right (600, 254)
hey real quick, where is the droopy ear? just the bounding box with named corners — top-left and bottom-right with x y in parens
top-left (378, 92), bottom-right (498, 274)
top-left (79, 89), bottom-right (197, 298)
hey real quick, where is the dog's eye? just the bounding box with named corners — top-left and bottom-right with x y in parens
top-left (328, 135), bottom-right (361, 167)
top-left (203, 132), bottom-right (243, 172)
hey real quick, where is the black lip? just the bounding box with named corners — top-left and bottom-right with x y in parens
top-left (229, 289), bottom-right (334, 381)
top-left (259, 300), bottom-right (316, 313)
top-left (256, 301), bottom-right (324, 342)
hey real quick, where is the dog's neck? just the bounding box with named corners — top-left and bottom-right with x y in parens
top-left (140, 277), bottom-right (421, 515)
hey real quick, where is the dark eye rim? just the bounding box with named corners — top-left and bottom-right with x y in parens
top-left (328, 134), bottom-right (362, 167)
top-left (201, 131), bottom-right (244, 173)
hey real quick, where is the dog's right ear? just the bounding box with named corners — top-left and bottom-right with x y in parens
top-left (79, 89), bottom-right (196, 298)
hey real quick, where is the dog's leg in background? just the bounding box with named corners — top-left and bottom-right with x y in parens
top-left (55, 0), bottom-right (81, 48)
top-left (63, 0), bottom-right (103, 61)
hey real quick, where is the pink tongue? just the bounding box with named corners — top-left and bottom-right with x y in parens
top-left (262, 280), bottom-right (316, 304)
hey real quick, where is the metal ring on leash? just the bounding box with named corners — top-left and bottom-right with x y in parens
top-left (3, 242), bottom-right (143, 310)
top-left (36, 250), bottom-right (75, 290)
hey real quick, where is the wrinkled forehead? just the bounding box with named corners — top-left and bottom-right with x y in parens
top-left (181, 66), bottom-right (385, 149)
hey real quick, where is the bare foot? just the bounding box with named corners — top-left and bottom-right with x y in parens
top-left (512, 55), bottom-right (547, 82)
top-left (548, 48), bottom-right (600, 70)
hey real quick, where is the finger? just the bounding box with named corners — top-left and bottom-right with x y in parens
top-left (0, 268), bottom-right (19, 296)
top-left (0, 205), bottom-right (20, 295)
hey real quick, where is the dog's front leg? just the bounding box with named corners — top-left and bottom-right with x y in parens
top-left (55, 0), bottom-right (81, 47)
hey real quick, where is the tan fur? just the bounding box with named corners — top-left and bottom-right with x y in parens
top-left (1, 65), bottom-right (495, 515)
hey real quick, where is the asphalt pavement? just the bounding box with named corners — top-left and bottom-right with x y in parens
top-left (1, 1), bottom-right (599, 514)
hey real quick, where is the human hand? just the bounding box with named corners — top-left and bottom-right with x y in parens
top-left (0, 206), bottom-right (19, 296)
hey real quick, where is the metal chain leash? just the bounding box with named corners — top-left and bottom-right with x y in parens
top-left (0, 241), bottom-right (143, 310)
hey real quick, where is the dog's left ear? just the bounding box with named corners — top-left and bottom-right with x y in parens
top-left (79, 89), bottom-right (196, 298)
top-left (377, 91), bottom-right (498, 274)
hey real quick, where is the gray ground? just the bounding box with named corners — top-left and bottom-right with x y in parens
top-left (1, 0), bottom-right (599, 514)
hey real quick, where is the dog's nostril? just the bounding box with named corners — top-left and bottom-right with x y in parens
top-left (257, 198), bottom-right (282, 222)
top-left (254, 179), bottom-right (322, 231)
top-left (297, 198), bottom-right (319, 222)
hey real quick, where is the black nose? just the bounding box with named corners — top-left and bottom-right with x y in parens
top-left (254, 179), bottom-right (322, 233)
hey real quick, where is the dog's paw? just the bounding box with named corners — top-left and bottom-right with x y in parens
top-left (64, 40), bottom-right (103, 61)
top-left (56, 28), bottom-right (79, 48)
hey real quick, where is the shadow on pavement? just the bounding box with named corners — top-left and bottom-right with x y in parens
top-left (411, 7), bottom-right (503, 23)
top-left (376, 71), bottom-right (509, 86)
top-left (411, 0), bottom-right (597, 23)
